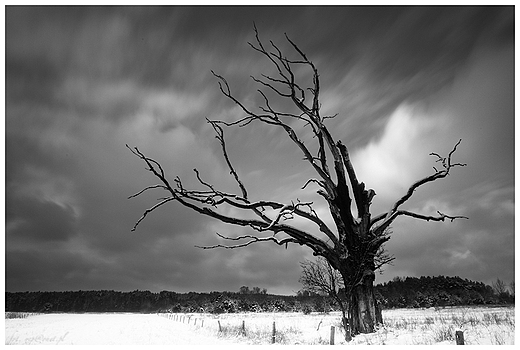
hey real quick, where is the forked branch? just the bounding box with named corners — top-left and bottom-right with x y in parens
top-left (371, 140), bottom-right (467, 234)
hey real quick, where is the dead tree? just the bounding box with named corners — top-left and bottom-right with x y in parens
top-left (127, 26), bottom-right (467, 335)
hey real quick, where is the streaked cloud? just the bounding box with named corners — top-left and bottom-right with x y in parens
top-left (5, 6), bottom-right (514, 293)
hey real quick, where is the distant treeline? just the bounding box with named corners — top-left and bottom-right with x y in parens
top-left (374, 276), bottom-right (514, 309)
top-left (5, 276), bottom-right (513, 314)
top-left (5, 289), bottom-right (322, 314)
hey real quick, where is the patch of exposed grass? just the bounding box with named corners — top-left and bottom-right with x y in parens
top-left (5, 312), bottom-right (39, 319)
top-left (432, 324), bottom-right (455, 342)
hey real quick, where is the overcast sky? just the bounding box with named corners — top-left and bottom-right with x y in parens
top-left (5, 6), bottom-right (514, 295)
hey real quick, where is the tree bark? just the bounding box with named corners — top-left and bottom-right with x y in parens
top-left (348, 270), bottom-right (381, 335)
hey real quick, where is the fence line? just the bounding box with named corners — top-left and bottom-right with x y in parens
top-left (158, 313), bottom-right (345, 344)
top-left (158, 312), bottom-right (204, 329)
top-left (158, 312), bottom-right (468, 345)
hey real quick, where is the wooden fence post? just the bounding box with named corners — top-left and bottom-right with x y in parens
top-left (271, 321), bottom-right (276, 344)
top-left (218, 320), bottom-right (222, 332)
top-left (330, 326), bottom-right (335, 345)
top-left (455, 330), bottom-right (464, 345)
top-left (345, 324), bottom-right (351, 342)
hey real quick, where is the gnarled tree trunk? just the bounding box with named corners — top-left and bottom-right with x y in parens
top-left (347, 270), bottom-right (381, 334)
top-left (336, 252), bottom-right (383, 335)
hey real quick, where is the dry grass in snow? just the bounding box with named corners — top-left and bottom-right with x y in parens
top-left (354, 306), bottom-right (514, 345)
top-left (4, 306), bottom-right (514, 345)
top-left (199, 306), bottom-right (514, 345)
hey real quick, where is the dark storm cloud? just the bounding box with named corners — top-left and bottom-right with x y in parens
top-left (6, 55), bottom-right (61, 104)
top-left (5, 133), bottom-right (63, 184)
top-left (5, 6), bottom-right (514, 294)
top-left (5, 249), bottom-right (94, 291)
top-left (6, 193), bottom-right (77, 243)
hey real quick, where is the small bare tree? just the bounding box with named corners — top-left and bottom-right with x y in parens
top-left (128, 26), bottom-right (467, 335)
top-left (299, 257), bottom-right (350, 339)
top-left (492, 278), bottom-right (507, 295)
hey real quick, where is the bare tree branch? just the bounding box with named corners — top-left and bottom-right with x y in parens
top-left (207, 119), bottom-right (249, 201)
top-left (130, 197), bottom-right (176, 232)
top-left (374, 246), bottom-right (395, 273)
top-left (392, 139), bottom-right (466, 213)
top-left (371, 140), bottom-right (467, 234)
top-left (395, 210), bottom-right (468, 222)
top-left (195, 231), bottom-right (299, 250)
top-left (128, 184), bottom-right (168, 199)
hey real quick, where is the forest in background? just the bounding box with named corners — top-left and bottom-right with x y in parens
top-left (5, 276), bottom-right (514, 314)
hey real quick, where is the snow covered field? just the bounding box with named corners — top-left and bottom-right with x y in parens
top-left (5, 306), bottom-right (515, 345)
top-left (5, 313), bottom-right (234, 345)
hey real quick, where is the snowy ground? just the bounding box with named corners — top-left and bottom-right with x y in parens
top-left (4, 306), bottom-right (515, 345)
top-left (4, 313), bottom-right (235, 345)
